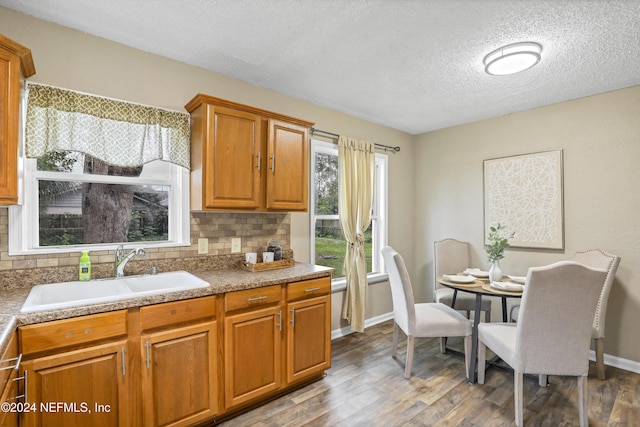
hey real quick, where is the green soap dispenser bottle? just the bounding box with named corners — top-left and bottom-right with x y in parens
top-left (79, 251), bottom-right (91, 281)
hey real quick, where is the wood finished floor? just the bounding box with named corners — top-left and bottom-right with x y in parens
top-left (220, 320), bottom-right (640, 426)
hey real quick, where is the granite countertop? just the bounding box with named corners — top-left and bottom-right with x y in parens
top-left (0, 262), bottom-right (333, 354)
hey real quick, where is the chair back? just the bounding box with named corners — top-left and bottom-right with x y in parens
top-left (434, 238), bottom-right (470, 292)
top-left (514, 261), bottom-right (607, 376)
top-left (382, 246), bottom-right (415, 335)
top-left (573, 249), bottom-right (621, 339)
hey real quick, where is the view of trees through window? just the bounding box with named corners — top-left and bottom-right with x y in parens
top-left (313, 149), bottom-right (373, 277)
top-left (37, 151), bottom-right (169, 247)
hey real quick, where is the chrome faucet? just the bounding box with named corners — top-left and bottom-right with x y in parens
top-left (115, 245), bottom-right (146, 277)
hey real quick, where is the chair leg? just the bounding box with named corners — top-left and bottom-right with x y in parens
top-left (578, 375), bottom-right (588, 427)
top-left (484, 309), bottom-right (491, 323)
top-left (404, 336), bottom-right (415, 379)
top-left (595, 338), bottom-right (606, 380)
top-left (391, 323), bottom-right (400, 358)
top-left (514, 371), bottom-right (524, 427)
top-left (463, 335), bottom-right (472, 380)
top-left (539, 374), bottom-right (548, 387)
top-left (439, 337), bottom-right (447, 354)
top-left (465, 310), bottom-right (471, 319)
top-left (477, 340), bottom-right (486, 384)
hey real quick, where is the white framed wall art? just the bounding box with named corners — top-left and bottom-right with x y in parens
top-left (483, 149), bottom-right (564, 249)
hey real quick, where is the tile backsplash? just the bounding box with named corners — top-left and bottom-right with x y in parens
top-left (0, 208), bottom-right (291, 289)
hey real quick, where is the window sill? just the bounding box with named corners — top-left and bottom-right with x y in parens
top-left (331, 272), bottom-right (389, 293)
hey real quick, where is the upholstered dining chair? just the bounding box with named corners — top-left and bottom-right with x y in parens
top-left (509, 248), bottom-right (621, 380)
top-left (382, 246), bottom-right (472, 379)
top-left (477, 261), bottom-right (608, 427)
top-left (434, 238), bottom-right (491, 322)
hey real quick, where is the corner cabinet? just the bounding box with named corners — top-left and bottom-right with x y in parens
top-left (0, 35), bottom-right (36, 205)
top-left (185, 94), bottom-right (314, 212)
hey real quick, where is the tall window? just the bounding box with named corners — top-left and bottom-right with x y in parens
top-left (311, 139), bottom-right (388, 281)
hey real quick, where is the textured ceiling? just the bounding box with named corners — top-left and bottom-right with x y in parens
top-left (2, 0), bottom-right (640, 134)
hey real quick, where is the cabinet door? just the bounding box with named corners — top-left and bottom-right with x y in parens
top-left (287, 295), bottom-right (331, 383)
top-left (20, 340), bottom-right (129, 427)
top-left (224, 305), bottom-right (282, 409)
top-left (0, 330), bottom-right (19, 427)
top-left (266, 119), bottom-right (309, 211)
top-left (204, 105), bottom-right (262, 209)
top-left (0, 47), bottom-right (20, 204)
top-left (141, 321), bottom-right (218, 427)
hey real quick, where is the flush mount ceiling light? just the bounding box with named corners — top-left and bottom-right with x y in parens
top-left (484, 42), bottom-right (542, 76)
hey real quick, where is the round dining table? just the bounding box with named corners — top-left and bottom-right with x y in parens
top-left (436, 275), bottom-right (524, 384)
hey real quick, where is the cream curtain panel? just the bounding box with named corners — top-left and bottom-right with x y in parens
top-left (339, 135), bottom-right (376, 333)
top-left (25, 83), bottom-right (191, 169)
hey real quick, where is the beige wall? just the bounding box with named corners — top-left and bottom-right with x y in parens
top-left (0, 8), bottom-right (413, 331)
top-left (414, 86), bottom-right (640, 362)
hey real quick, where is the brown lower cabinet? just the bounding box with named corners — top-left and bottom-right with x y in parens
top-left (16, 276), bottom-right (331, 426)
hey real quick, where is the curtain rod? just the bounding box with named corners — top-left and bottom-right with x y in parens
top-left (310, 128), bottom-right (400, 153)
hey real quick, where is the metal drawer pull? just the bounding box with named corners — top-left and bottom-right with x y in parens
top-left (304, 287), bottom-right (321, 293)
top-left (257, 152), bottom-right (261, 171)
top-left (0, 353), bottom-right (22, 371)
top-left (291, 308), bottom-right (295, 327)
top-left (247, 295), bottom-right (268, 302)
top-left (270, 155), bottom-right (275, 172)
top-left (277, 310), bottom-right (282, 331)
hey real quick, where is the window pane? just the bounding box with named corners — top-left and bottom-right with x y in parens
top-left (38, 180), bottom-right (169, 246)
top-left (37, 151), bottom-right (171, 179)
top-left (313, 219), bottom-right (373, 278)
top-left (314, 151), bottom-right (338, 215)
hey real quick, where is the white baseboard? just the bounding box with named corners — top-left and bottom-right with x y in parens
top-left (331, 314), bottom-right (640, 375)
top-left (589, 349), bottom-right (640, 374)
top-left (331, 311), bottom-right (394, 340)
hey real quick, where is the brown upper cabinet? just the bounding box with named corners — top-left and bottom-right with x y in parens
top-left (0, 35), bottom-right (36, 205)
top-left (185, 94), bottom-right (314, 212)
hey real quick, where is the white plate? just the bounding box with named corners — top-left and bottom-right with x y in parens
top-left (464, 268), bottom-right (489, 278)
top-left (508, 275), bottom-right (527, 284)
top-left (443, 274), bottom-right (476, 284)
top-left (491, 281), bottom-right (524, 292)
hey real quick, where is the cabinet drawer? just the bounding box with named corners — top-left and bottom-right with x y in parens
top-left (19, 310), bottom-right (127, 356)
top-left (225, 285), bottom-right (281, 312)
top-left (140, 296), bottom-right (216, 331)
top-left (287, 277), bottom-right (331, 301)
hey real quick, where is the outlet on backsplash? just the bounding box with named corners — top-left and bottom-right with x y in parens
top-left (198, 238), bottom-right (209, 254)
top-left (231, 237), bottom-right (241, 253)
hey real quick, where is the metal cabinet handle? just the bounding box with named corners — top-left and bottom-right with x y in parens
top-left (304, 287), bottom-right (321, 293)
top-left (0, 353), bottom-right (22, 371)
top-left (247, 295), bottom-right (268, 302)
top-left (145, 342), bottom-right (151, 369)
top-left (290, 308), bottom-right (295, 327)
top-left (14, 367), bottom-right (26, 402)
top-left (277, 310), bottom-right (282, 331)
top-left (121, 347), bottom-right (126, 376)
top-left (270, 154), bottom-right (275, 172)
top-left (257, 152), bottom-right (261, 171)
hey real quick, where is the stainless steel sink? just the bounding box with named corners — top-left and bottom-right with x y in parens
top-left (20, 271), bottom-right (210, 313)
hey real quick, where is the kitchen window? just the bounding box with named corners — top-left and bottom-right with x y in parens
top-left (310, 139), bottom-right (388, 288)
top-left (9, 83), bottom-right (190, 255)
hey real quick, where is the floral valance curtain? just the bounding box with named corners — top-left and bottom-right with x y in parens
top-left (25, 83), bottom-right (191, 169)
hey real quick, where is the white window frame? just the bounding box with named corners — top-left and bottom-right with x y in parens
top-left (9, 157), bottom-right (190, 256)
top-left (310, 139), bottom-right (388, 291)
